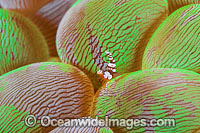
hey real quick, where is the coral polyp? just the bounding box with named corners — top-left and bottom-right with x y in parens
top-left (143, 4), bottom-right (200, 73)
top-left (56, 0), bottom-right (168, 89)
top-left (168, 0), bottom-right (200, 14)
top-left (0, 9), bottom-right (49, 75)
top-left (92, 68), bottom-right (200, 132)
top-left (0, 62), bottom-right (94, 132)
top-left (50, 124), bottom-right (113, 133)
top-left (0, 0), bottom-right (52, 12)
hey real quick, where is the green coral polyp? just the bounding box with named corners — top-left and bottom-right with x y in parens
top-left (56, 0), bottom-right (168, 89)
top-left (92, 68), bottom-right (200, 132)
top-left (142, 4), bottom-right (200, 73)
top-left (0, 9), bottom-right (49, 75)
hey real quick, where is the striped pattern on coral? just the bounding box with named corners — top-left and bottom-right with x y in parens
top-left (92, 68), bottom-right (200, 132)
top-left (0, 9), bottom-right (49, 75)
top-left (0, 62), bottom-right (94, 132)
top-left (143, 4), bottom-right (200, 73)
top-left (168, 0), bottom-right (200, 14)
top-left (56, 0), bottom-right (168, 89)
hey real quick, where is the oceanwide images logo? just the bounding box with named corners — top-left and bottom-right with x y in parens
top-left (24, 115), bottom-right (176, 130)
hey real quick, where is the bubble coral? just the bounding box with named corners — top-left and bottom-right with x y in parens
top-left (25, 0), bottom-right (77, 56)
top-left (56, 0), bottom-right (168, 89)
top-left (92, 68), bottom-right (200, 132)
top-left (0, 9), bottom-right (49, 75)
top-left (50, 125), bottom-right (113, 133)
top-left (0, 0), bottom-right (52, 12)
top-left (168, 0), bottom-right (200, 14)
top-left (0, 0), bottom-right (77, 56)
top-left (143, 4), bottom-right (200, 73)
top-left (0, 62), bottom-right (94, 132)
